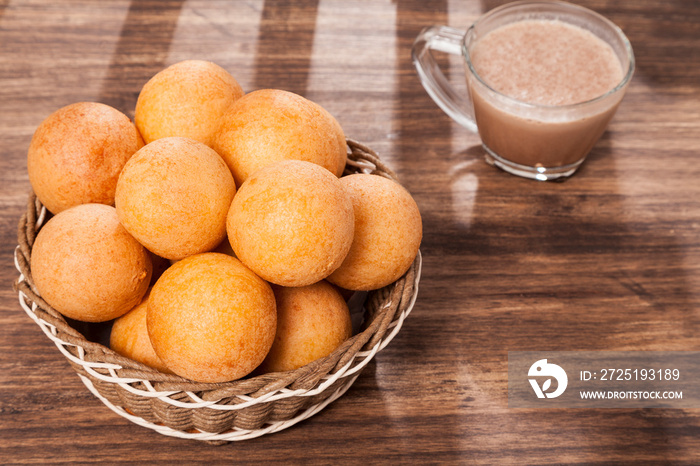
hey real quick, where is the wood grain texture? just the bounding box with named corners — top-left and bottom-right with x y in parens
top-left (2, 0), bottom-right (700, 463)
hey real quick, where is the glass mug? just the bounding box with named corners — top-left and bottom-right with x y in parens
top-left (412, 1), bottom-right (635, 181)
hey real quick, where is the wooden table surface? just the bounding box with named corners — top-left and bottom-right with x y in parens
top-left (2, 0), bottom-right (700, 463)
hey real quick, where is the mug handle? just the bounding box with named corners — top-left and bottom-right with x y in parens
top-left (411, 25), bottom-right (478, 133)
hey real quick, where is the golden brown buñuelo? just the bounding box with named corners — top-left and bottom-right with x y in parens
top-left (27, 102), bottom-right (143, 214)
top-left (30, 203), bottom-right (152, 322)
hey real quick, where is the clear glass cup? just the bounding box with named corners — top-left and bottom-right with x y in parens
top-left (412, 1), bottom-right (635, 181)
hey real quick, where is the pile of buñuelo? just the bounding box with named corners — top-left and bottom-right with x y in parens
top-left (26, 60), bottom-right (422, 383)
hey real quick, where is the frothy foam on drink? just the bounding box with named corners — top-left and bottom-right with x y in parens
top-left (470, 19), bottom-right (623, 106)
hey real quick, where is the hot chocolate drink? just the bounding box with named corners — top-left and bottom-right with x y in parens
top-left (412, 1), bottom-right (634, 179)
top-left (468, 19), bottom-right (625, 169)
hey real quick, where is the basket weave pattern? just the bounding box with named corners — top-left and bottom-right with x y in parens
top-left (13, 139), bottom-right (422, 443)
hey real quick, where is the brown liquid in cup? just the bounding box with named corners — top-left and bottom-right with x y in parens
top-left (469, 19), bottom-right (624, 169)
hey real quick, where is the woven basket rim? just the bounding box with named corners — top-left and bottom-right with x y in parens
top-left (12, 138), bottom-right (422, 441)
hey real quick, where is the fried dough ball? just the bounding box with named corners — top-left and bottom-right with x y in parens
top-left (258, 281), bottom-right (352, 373)
top-left (30, 203), bottom-right (152, 322)
top-left (110, 290), bottom-right (171, 373)
top-left (27, 102), bottom-right (143, 214)
top-left (147, 253), bottom-right (276, 383)
top-left (327, 174), bottom-right (422, 290)
top-left (115, 137), bottom-right (236, 260)
top-left (135, 60), bottom-right (244, 146)
top-left (227, 160), bottom-right (354, 287)
top-left (212, 89), bottom-right (347, 186)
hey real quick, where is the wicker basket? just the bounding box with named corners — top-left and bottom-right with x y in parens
top-left (13, 139), bottom-right (422, 443)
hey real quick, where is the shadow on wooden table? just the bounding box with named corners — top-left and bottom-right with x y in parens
top-left (606, 1), bottom-right (700, 89)
top-left (252, 0), bottom-right (319, 94)
top-left (419, 136), bottom-right (698, 461)
top-left (98, 0), bottom-right (187, 115)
